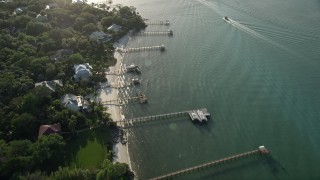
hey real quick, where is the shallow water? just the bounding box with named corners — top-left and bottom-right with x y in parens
top-left (93, 0), bottom-right (320, 179)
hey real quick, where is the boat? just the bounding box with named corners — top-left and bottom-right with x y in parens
top-left (126, 64), bottom-right (141, 74)
top-left (223, 16), bottom-right (230, 21)
top-left (189, 112), bottom-right (200, 121)
top-left (131, 76), bottom-right (141, 85)
top-left (197, 110), bottom-right (208, 122)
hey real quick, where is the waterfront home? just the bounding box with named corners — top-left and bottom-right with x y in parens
top-left (72, 0), bottom-right (84, 3)
top-left (60, 94), bottom-right (89, 111)
top-left (35, 80), bottom-right (63, 92)
top-left (107, 24), bottom-right (122, 32)
top-left (89, 31), bottom-right (112, 43)
top-left (35, 13), bottom-right (48, 22)
top-left (38, 123), bottom-right (61, 137)
top-left (0, 0), bottom-right (13, 3)
top-left (74, 63), bottom-right (92, 82)
top-left (50, 49), bottom-right (73, 61)
top-left (14, 8), bottom-right (23, 15)
top-left (46, 3), bottom-right (58, 9)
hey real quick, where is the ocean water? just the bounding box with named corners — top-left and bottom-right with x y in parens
top-left (95, 0), bottom-right (320, 179)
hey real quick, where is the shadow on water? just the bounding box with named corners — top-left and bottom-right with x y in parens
top-left (192, 117), bottom-right (214, 133)
top-left (264, 154), bottom-right (289, 177)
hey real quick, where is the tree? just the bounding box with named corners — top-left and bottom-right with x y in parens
top-left (19, 171), bottom-right (50, 180)
top-left (68, 53), bottom-right (85, 65)
top-left (18, 44), bottom-right (37, 56)
top-left (52, 167), bottom-right (96, 180)
top-left (96, 159), bottom-right (133, 180)
top-left (68, 115), bottom-right (77, 135)
top-left (29, 57), bottom-right (49, 77)
top-left (13, 15), bottom-right (32, 28)
top-left (82, 23), bottom-right (97, 35)
top-left (100, 16), bottom-right (113, 27)
top-left (45, 63), bottom-right (57, 80)
top-left (0, 140), bottom-right (33, 178)
top-left (11, 113), bottom-right (38, 140)
top-left (26, 22), bottom-right (52, 36)
top-left (32, 134), bottom-right (65, 166)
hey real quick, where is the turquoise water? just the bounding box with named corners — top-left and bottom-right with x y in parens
top-left (102, 0), bottom-right (320, 179)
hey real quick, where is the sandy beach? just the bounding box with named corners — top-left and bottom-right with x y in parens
top-left (95, 35), bottom-right (132, 168)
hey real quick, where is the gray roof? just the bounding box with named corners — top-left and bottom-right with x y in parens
top-left (60, 94), bottom-right (89, 111)
top-left (74, 63), bottom-right (93, 82)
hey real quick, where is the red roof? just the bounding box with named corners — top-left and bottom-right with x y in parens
top-left (38, 123), bottom-right (61, 137)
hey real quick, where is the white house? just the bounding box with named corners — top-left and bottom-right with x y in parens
top-left (60, 94), bottom-right (89, 111)
top-left (35, 14), bottom-right (48, 22)
top-left (72, 0), bottom-right (84, 3)
top-left (46, 3), bottom-right (58, 10)
top-left (35, 80), bottom-right (63, 92)
top-left (0, 0), bottom-right (13, 3)
top-left (89, 31), bottom-right (112, 43)
top-left (74, 63), bottom-right (92, 82)
top-left (107, 24), bottom-right (122, 32)
top-left (14, 8), bottom-right (23, 15)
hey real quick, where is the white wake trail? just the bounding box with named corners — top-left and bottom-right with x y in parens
top-left (195, 0), bottom-right (300, 57)
top-left (227, 19), bottom-right (299, 56)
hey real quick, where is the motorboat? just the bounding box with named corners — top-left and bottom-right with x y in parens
top-left (223, 16), bottom-right (230, 21)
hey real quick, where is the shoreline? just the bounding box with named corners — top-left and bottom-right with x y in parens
top-left (99, 35), bottom-right (132, 169)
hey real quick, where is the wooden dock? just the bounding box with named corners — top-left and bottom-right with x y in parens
top-left (133, 30), bottom-right (173, 36)
top-left (114, 108), bottom-right (210, 126)
top-left (121, 45), bottom-right (166, 53)
top-left (145, 20), bottom-right (170, 26)
top-left (152, 146), bottom-right (270, 180)
top-left (101, 92), bottom-right (148, 105)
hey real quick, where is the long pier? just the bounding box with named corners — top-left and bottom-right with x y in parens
top-left (145, 20), bottom-right (170, 26)
top-left (152, 146), bottom-right (270, 180)
top-left (121, 45), bottom-right (166, 53)
top-left (114, 108), bottom-right (209, 125)
top-left (133, 30), bottom-right (173, 36)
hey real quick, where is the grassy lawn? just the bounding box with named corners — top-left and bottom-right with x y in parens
top-left (65, 127), bottom-right (111, 169)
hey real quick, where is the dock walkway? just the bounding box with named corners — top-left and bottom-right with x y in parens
top-left (152, 146), bottom-right (269, 180)
top-left (145, 20), bottom-right (170, 26)
top-left (114, 108), bottom-right (210, 126)
top-left (133, 30), bottom-right (173, 36)
top-left (120, 45), bottom-right (166, 53)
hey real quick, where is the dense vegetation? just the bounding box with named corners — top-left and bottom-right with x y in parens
top-left (0, 0), bottom-right (146, 179)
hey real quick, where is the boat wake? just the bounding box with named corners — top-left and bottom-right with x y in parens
top-left (195, 0), bottom-right (300, 58)
top-left (226, 18), bottom-right (299, 57)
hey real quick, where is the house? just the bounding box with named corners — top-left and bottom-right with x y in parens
top-left (0, 0), bottom-right (13, 3)
top-left (60, 94), bottom-right (89, 111)
top-left (38, 123), bottom-right (61, 137)
top-left (35, 80), bottom-right (63, 92)
top-left (14, 8), bottom-right (23, 15)
top-left (35, 14), bottom-right (48, 22)
top-left (107, 24), bottom-right (122, 32)
top-left (46, 3), bottom-right (58, 9)
top-left (74, 63), bottom-right (92, 82)
top-left (89, 31), bottom-right (112, 43)
top-left (50, 49), bottom-right (73, 61)
top-left (72, 0), bottom-right (85, 4)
